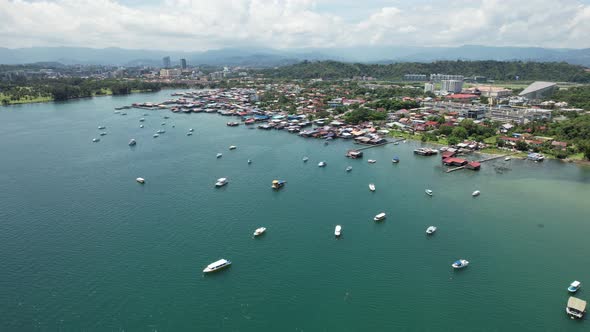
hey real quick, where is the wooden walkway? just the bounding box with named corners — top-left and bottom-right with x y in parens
top-left (354, 138), bottom-right (405, 151)
top-left (445, 153), bottom-right (515, 173)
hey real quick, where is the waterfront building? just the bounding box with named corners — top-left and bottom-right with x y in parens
top-left (162, 56), bottom-right (171, 68)
top-left (441, 80), bottom-right (464, 93)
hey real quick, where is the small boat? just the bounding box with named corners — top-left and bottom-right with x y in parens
top-left (505, 156), bottom-right (511, 161)
top-left (369, 183), bottom-right (376, 192)
top-left (248, 159), bottom-right (252, 164)
top-left (92, 138), bottom-right (100, 142)
top-left (367, 159), bottom-right (377, 164)
top-left (345, 166), bottom-right (352, 172)
top-left (136, 177), bottom-right (145, 184)
top-left (425, 189), bottom-right (433, 196)
top-left (318, 161), bottom-right (326, 167)
top-left (452, 259), bottom-right (469, 269)
top-left (164, 116), bottom-right (170, 119)
top-left (140, 125), bottom-right (144, 128)
top-left (161, 122), bottom-right (166, 126)
top-left (189, 128), bottom-right (194, 132)
top-left (229, 145), bottom-right (237, 150)
top-left (157, 129), bottom-right (165, 134)
top-left (566, 296), bottom-right (587, 319)
top-left (303, 157), bottom-right (309, 162)
top-left (216, 153), bottom-right (222, 158)
top-left (139, 118), bottom-right (145, 122)
top-left (203, 259), bottom-right (231, 273)
top-left (335, 225), bottom-right (342, 237)
top-left (99, 132), bottom-right (107, 136)
top-left (472, 190), bottom-right (481, 197)
top-left (215, 178), bottom-right (228, 187)
top-left (393, 142), bottom-right (399, 145)
top-left (128, 139), bottom-right (137, 146)
top-left (568, 281), bottom-right (582, 293)
top-left (253, 227), bottom-right (266, 237)
top-left (392, 156), bottom-right (399, 163)
top-left (97, 126), bottom-right (106, 130)
top-left (153, 134), bottom-right (159, 138)
top-left (187, 132), bottom-right (192, 136)
top-left (374, 212), bottom-right (386, 221)
top-left (271, 180), bottom-right (286, 189)
top-left (426, 226), bottom-right (437, 234)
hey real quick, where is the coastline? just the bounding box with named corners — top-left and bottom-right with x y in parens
top-left (0, 88), bottom-right (164, 107)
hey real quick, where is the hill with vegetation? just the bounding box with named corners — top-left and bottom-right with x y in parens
top-left (262, 60), bottom-right (590, 82)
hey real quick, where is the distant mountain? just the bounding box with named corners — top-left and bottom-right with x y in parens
top-left (1, 45), bottom-right (589, 67)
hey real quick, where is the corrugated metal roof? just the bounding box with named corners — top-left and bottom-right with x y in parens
top-left (567, 297), bottom-right (587, 311)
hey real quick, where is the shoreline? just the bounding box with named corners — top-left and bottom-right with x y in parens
top-left (0, 88), bottom-right (167, 107)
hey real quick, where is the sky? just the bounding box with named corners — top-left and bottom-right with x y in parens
top-left (1, 0), bottom-right (590, 51)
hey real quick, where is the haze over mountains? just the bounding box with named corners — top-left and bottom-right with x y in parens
top-left (1, 45), bottom-right (590, 67)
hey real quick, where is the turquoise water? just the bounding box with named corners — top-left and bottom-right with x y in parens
top-left (1, 90), bottom-right (589, 331)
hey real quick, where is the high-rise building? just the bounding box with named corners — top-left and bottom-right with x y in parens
top-left (162, 56), bottom-right (171, 68)
top-left (180, 59), bottom-right (187, 69)
top-left (441, 80), bottom-right (464, 93)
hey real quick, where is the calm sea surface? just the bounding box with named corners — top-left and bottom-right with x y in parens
top-left (1, 90), bottom-right (589, 331)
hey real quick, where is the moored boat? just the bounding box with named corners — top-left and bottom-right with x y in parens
top-left (367, 159), bottom-right (377, 164)
top-left (345, 166), bottom-right (352, 172)
top-left (472, 190), bottom-right (481, 197)
top-left (187, 132), bottom-right (193, 136)
top-left (374, 212), bottom-right (386, 221)
top-left (203, 259), bottom-right (232, 273)
top-left (153, 134), bottom-right (159, 138)
top-left (505, 156), bottom-right (511, 161)
top-left (271, 180), bottom-right (286, 189)
top-left (136, 177), bottom-right (145, 184)
top-left (392, 156), bottom-right (400, 163)
top-left (100, 132), bottom-right (107, 136)
top-left (92, 138), bottom-right (100, 142)
top-left (253, 227), bottom-right (266, 237)
top-left (97, 126), bottom-right (106, 130)
top-left (566, 296), bottom-right (587, 319)
top-left (452, 259), bottom-right (469, 269)
top-left (568, 281), bottom-right (581, 293)
top-left (369, 183), bottom-right (376, 192)
top-left (215, 178), bottom-right (228, 187)
top-left (302, 157), bottom-right (309, 162)
top-left (248, 159), bottom-right (252, 164)
top-left (140, 125), bottom-right (144, 128)
top-left (426, 226), bottom-right (437, 234)
top-left (216, 153), bottom-right (222, 158)
top-left (129, 139), bottom-right (137, 146)
top-left (425, 189), bottom-right (433, 196)
top-left (335, 225), bottom-right (342, 237)
top-left (229, 145), bottom-right (237, 150)
top-left (318, 161), bottom-right (326, 167)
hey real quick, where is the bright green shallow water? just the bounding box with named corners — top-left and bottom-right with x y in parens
top-left (1, 90), bottom-right (589, 331)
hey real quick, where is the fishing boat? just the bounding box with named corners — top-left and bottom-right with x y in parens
top-left (136, 177), bottom-right (145, 184)
top-left (345, 166), bottom-right (352, 172)
top-left (472, 190), bottom-right (481, 197)
top-left (369, 183), bottom-right (376, 192)
top-left (271, 180), bottom-right (286, 189)
top-left (318, 161), bottom-right (326, 167)
top-left (425, 189), bottom-right (433, 196)
top-left (216, 153), bottom-right (222, 158)
top-left (334, 225), bottom-right (342, 237)
top-left (215, 178), bottom-right (228, 187)
top-left (253, 227), bottom-right (266, 237)
top-left (426, 226), bottom-right (437, 234)
top-left (92, 138), bottom-right (100, 142)
top-left (568, 281), bottom-right (582, 293)
top-left (303, 157), bottom-right (309, 162)
top-left (367, 159), bottom-right (377, 164)
top-left (229, 145), bottom-right (237, 150)
top-left (203, 259), bottom-right (232, 273)
top-left (392, 156), bottom-right (400, 163)
top-left (452, 259), bottom-right (469, 269)
top-left (373, 212), bottom-right (386, 221)
top-left (128, 139), bottom-right (137, 146)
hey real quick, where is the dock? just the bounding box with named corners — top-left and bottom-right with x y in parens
top-left (354, 138), bottom-right (405, 151)
top-left (445, 153), bottom-right (515, 173)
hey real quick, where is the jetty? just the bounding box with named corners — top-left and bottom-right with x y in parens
top-left (445, 153), bottom-right (515, 173)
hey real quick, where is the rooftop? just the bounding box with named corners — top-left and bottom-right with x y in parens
top-left (519, 81), bottom-right (557, 96)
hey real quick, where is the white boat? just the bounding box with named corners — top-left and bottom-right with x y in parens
top-left (367, 159), bottom-right (377, 164)
top-left (215, 178), bottom-right (228, 187)
top-left (253, 227), bottom-right (266, 236)
top-left (136, 177), bottom-right (145, 184)
top-left (161, 122), bottom-right (166, 126)
top-left (318, 161), bottom-right (326, 167)
top-left (505, 156), bottom-right (511, 161)
top-left (203, 259), bottom-right (232, 273)
top-left (472, 190), bottom-right (481, 197)
top-left (425, 189), bottom-right (433, 196)
top-left (187, 132), bottom-right (192, 136)
top-left (153, 134), bottom-right (159, 138)
top-left (369, 183), bottom-right (376, 192)
top-left (452, 259), bottom-right (469, 269)
top-left (374, 212), bottom-right (386, 221)
top-left (189, 128), bottom-right (194, 132)
top-left (140, 125), bottom-right (144, 128)
top-left (139, 118), bottom-right (145, 122)
top-left (97, 126), bottom-right (106, 130)
top-left (92, 138), bottom-right (100, 142)
top-left (100, 132), bottom-right (107, 136)
top-left (426, 226), bottom-right (437, 234)
top-left (229, 145), bottom-right (237, 150)
top-left (129, 139), bottom-right (137, 146)
top-left (345, 166), bottom-right (352, 172)
top-left (303, 157), bottom-right (309, 162)
top-left (248, 159), bottom-right (252, 164)
top-left (216, 153), bottom-right (223, 158)
top-left (157, 129), bottom-right (165, 134)
top-left (568, 281), bottom-right (582, 293)
top-left (335, 225), bottom-right (342, 237)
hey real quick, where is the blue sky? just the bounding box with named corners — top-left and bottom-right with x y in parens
top-left (2, 0), bottom-right (590, 50)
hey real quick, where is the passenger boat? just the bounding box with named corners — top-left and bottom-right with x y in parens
top-left (271, 180), bottom-right (286, 189)
top-left (229, 145), bottom-right (237, 150)
top-left (472, 190), bottom-right (481, 197)
top-left (128, 139), bottom-right (137, 146)
top-left (373, 212), bottom-right (386, 221)
top-left (97, 126), bottom-right (106, 130)
top-left (566, 296), bottom-right (587, 319)
top-left (367, 159), bottom-right (377, 164)
top-left (452, 259), bottom-right (469, 269)
top-left (426, 226), bottom-right (437, 234)
top-left (425, 189), bottom-right (433, 196)
top-left (136, 177), bottom-right (145, 184)
top-left (203, 259), bottom-right (232, 273)
top-left (303, 157), bottom-right (309, 162)
top-left (92, 138), bottom-right (100, 142)
top-left (253, 227), bottom-right (266, 237)
top-left (215, 178), bottom-right (228, 187)
top-left (369, 183), bottom-right (376, 192)
top-left (568, 281), bottom-right (582, 293)
top-left (335, 225), bottom-right (342, 237)
top-left (345, 166), bottom-right (352, 172)
top-left (392, 156), bottom-right (400, 163)
top-left (318, 161), bottom-right (326, 167)
top-left (216, 153), bottom-right (222, 158)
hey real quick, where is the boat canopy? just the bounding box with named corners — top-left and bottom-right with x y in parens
top-left (567, 297), bottom-right (587, 312)
top-left (571, 281), bottom-right (581, 287)
top-left (454, 260), bottom-right (462, 265)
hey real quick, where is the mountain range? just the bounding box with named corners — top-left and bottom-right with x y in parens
top-left (1, 45), bottom-right (590, 67)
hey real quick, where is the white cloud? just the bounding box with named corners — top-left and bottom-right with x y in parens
top-left (0, 0), bottom-right (589, 50)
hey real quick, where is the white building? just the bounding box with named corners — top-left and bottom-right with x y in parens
top-left (441, 80), bottom-right (463, 93)
top-left (424, 83), bottom-right (435, 93)
top-left (430, 74), bottom-right (464, 82)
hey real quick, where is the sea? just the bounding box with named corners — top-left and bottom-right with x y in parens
top-left (1, 89), bottom-right (589, 331)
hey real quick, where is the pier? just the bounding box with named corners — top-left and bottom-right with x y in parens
top-left (354, 138), bottom-right (405, 151)
top-left (445, 153), bottom-right (515, 173)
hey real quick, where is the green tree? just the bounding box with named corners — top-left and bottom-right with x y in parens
top-left (451, 126), bottom-right (468, 140)
top-left (515, 140), bottom-right (529, 151)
